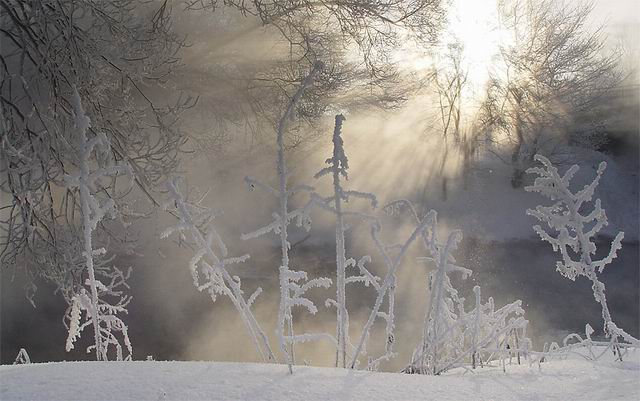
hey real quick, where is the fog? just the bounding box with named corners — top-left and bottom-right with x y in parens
top-left (1, 0), bottom-right (638, 372)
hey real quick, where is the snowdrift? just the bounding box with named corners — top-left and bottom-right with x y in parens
top-left (2, 349), bottom-right (639, 400)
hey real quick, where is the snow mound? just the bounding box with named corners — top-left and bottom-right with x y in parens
top-left (2, 350), bottom-right (639, 400)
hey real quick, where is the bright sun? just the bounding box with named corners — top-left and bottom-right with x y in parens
top-left (447, 0), bottom-right (505, 91)
top-left (401, 0), bottom-right (506, 97)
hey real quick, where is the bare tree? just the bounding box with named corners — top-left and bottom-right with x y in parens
top-left (186, 0), bottom-right (444, 72)
top-left (479, 0), bottom-right (622, 187)
top-left (181, 0), bottom-right (447, 157)
top-left (429, 42), bottom-right (469, 199)
top-left (0, 0), bottom-right (193, 297)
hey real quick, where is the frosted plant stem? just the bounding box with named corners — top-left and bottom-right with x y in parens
top-left (276, 97), bottom-right (292, 373)
top-left (167, 180), bottom-right (274, 362)
top-left (429, 232), bottom-right (458, 374)
top-left (564, 192), bottom-right (614, 335)
top-left (331, 116), bottom-right (348, 368)
top-left (472, 286), bottom-right (481, 369)
top-left (388, 200), bottom-right (435, 373)
top-left (350, 214), bottom-right (433, 368)
top-left (79, 142), bottom-right (103, 361)
top-left (288, 317), bottom-right (296, 365)
top-left (335, 200), bottom-right (346, 368)
top-left (314, 114), bottom-right (377, 368)
top-left (228, 278), bottom-right (273, 362)
top-left (274, 62), bottom-right (323, 374)
top-left (526, 155), bottom-right (629, 351)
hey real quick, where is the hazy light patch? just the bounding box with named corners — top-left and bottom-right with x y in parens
top-left (446, 0), bottom-right (506, 93)
top-left (394, 0), bottom-right (508, 109)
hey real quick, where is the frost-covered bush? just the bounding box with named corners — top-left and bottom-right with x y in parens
top-left (64, 86), bottom-right (133, 361)
top-left (463, 288), bottom-right (530, 372)
top-left (65, 258), bottom-right (133, 361)
top-left (394, 205), bottom-right (529, 375)
top-left (162, 178), bottom-right (275, 362)
top-left (525, 154), bottom-right (637, 358)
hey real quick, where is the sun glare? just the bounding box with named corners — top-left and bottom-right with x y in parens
top-left (399, 0), bottom-right (506, 98)
top-left (447, 0), bottom-right (504, 91)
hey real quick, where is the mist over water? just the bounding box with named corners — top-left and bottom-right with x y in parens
top-left (2, 228), bottom-right (638, 370)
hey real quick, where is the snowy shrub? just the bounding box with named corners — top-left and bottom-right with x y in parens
top-left (525, 154), bottom-right (637, 356)
top-left (63, 86), bottom-right (133, 361)
top-left (406, 212), bottom-right (472, 375)
top-left (463, 289), bottom-right (530, 373)
top-left (312, 114), bottom-right (378, 368)
top-left (242, 62), bottom-right (333, 373)
top-left (384, 202), bottom-right (529, 375)
top-left (162, 178), bottom-right (275, 362)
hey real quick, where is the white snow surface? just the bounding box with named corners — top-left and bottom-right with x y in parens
top-left (2, 350), bottom-right (639, 400)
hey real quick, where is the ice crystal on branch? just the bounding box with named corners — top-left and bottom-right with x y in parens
top-left (241, 62), bottom-right (332, 373)
top-left (162, 177), bottom-right (275, 362)
top-left (64, 86), bottom-right (133, 361)
top-left (526, 154), bottom-right (638, 361)
top-left (313, 114), bottom-right (378, 368)
top-left (525, 155), bottom-right (624, 337)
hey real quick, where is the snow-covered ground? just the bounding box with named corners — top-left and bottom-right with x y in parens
top-left (2, 349), bottom-right (639, 400)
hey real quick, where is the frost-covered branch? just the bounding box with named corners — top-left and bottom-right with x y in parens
top-left (525, 155), bottom-right (631, 348)
top-left (63, 86), bottom-right (132, 361)
top-left (163, 177), bottom-right (275, 363)
top-left (65, 265), bottom-right (133, 361)
top-left (313, 114), bottom-right (378, 368)
top-left (242, 62), bottom-right (332, 373)
top-left (350, 209), bottom-right (436, 368)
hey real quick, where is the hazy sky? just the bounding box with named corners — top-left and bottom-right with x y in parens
top-left (590, 0), bottom-right (640, 54)
top-left (592, 0), bottom-right (640, 24)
